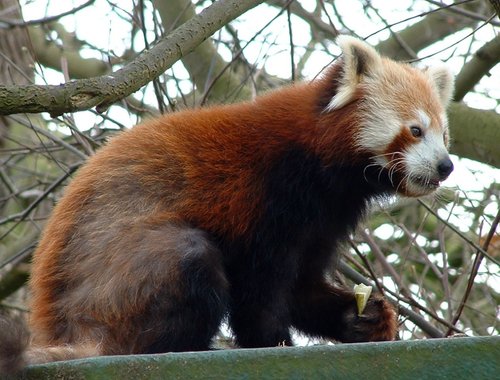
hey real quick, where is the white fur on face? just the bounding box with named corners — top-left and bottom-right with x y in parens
top-left (358, 101), bottom-right (401, 165)
top-left (416, 109), bottom-right (430, 130)
top-left (404, 128), bottom-right (450, 195)
top-left (358, 103), bottom-right (452, 195)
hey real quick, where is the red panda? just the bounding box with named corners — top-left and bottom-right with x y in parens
top-left (0, 36), bottom-right (454, 373)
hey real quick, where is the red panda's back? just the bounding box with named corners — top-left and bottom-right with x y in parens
top-left (28, 121), bottom-right (183, 344)
top-left (28, 100), bottom-right (289, 345)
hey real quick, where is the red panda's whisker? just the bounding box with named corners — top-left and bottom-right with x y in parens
top-left (396, 173), bottom-right (410, 194)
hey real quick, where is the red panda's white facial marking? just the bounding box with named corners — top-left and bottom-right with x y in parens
top-left (326, 36), bottom-right (455, 197)
top-left (377, 106), bottom-right (453, 197)
top-left (402, 110), bottom-right (453, 196)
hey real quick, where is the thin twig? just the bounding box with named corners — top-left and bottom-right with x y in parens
top-left (418, 200), bottom-right (500, 266)
top-left (0, 0), bottom-right (266, 116)
top-left (446, 208), bottom-right (500, 335)
top-left (405, 14), bottom-right (496, 63)
top-left (0, 163), bottom-right (81, 235)
top-left (0, 0), bottom-right (96, 29)
top-left (286, 3), bottom-right (295, 82)
top-left (358, 228), bottom-right (413, 299)
top-left (200, 0), bottom-right (294, 105)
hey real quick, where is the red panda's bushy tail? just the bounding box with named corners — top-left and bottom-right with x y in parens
top-left (0, 315), bottom-right (101, 375)
top-left (0, 314), bottom-right (29, 375)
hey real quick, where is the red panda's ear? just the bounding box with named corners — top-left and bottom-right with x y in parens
top-left (425, 65), bottom-right (455, 107)
top-left (326, 36), bottom-right (382, 112)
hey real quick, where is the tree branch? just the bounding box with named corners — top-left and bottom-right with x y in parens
top-left (448, 102), bottom-right (500, 168)
top-left (27, 24), bottom-right (110, 79)
top-left (0, 0), bottom-right (95, 28)
top-left (454, 34), bottom-right (500, 101)
top-left (268, 0), bottom-right (339, 38)
top-left (446, 207), bottom-right (500, 335)
top-left (154, 0), bottom-right (253, 104)
top-left (0, 265), bottom-right (29, 302)
top-left (376, 1), bottom-right (488, 60)
top-left (0, 0), bottom-right (265, 117)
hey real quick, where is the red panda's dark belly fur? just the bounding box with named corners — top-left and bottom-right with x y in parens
top-left (133, 142), bottom-right (393, 352)
top-left (204, 146), bottom-right (393, 350)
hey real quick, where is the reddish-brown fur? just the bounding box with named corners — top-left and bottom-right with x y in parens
top-left (29, 78), bottom-right (388, 354)
top-left (30, 80), bottom-right (360, 343)
top-left (0, 37), bottom-right (456, 374)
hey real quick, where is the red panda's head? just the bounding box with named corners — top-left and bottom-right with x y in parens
top-left (325, 36), bottom-right (454, 197)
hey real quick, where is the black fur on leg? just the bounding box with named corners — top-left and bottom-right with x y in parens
top-left (0, 314), bottom-right (29, 375)
top-left (141, 227), bottom-right (229, 354)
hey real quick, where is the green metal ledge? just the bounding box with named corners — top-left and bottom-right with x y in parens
top-left (10, 336), bottom-right (500, 380)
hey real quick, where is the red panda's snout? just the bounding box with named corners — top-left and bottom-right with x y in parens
top-left (399, 127), bottom-right (454, 197)
top-left (406, 155), bottom-right (453, 196)
top-left (437, 157), bottom-right (454, 180)
top-left (367, 112), bottom-right (454, 198)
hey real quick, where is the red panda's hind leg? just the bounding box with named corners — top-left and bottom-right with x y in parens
top-left (32, 220), bottom-right (230, 357)
top-left (133, 224), bottom-right (230, 354)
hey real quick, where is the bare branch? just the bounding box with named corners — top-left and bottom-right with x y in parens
top-left (376, 1), bottom-right (492, 60)
top-left (268, 0), bottom-right (339, 38)
top-left (27, 24), bottom-right (111, 79)
top-left (0, 0), bottom-right (95, 28)
top-left (448, 103), bottom-right (500, 169)
top-left (0, 0), bottom-right (265, 116)
top-left (425, 0), bottom-right (499, 24)
top-left (154, 0), bottom-right (255, 105)
top-left (454, 34), bottom-right (500, 101)
top-left (447, 208), bottom-right (500, 335)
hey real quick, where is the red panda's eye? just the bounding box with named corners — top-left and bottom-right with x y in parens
top-left (410, 126), bottom-right (422, 138)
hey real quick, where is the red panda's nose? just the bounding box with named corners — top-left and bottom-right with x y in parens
top-left (437, 157), bottom-right (454, 180)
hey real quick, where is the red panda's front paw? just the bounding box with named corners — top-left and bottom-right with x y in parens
top-left (340, 294), bottom-right (398, 342)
